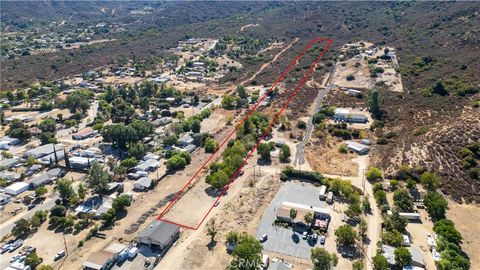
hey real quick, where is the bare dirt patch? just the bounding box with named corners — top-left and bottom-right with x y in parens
top-left (305, 136), bottom-right (359, 177)
top-left (446, 201), bottom-right (480, 270)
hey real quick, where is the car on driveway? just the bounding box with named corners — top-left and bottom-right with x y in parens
top-left (319, 235), bottom-right (326, 245)
top-left (259, 234), bottom-right (268, 243)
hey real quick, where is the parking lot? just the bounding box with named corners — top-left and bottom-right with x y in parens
top-left (255, 181), bottom-right (332, 259)
top-left (112, 245), bottom-right (160, 270)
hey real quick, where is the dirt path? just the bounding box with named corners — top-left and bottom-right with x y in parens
top-left (323, 155), bottom-right (381, 270)
top-left (240, 38), bottom-right (299, 85)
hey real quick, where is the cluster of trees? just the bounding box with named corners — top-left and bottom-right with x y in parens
top-left (11, 210), bottom-right (47, 237)
top-left (459, 143), bottom-right (479, 180)
top-left (179, 109), bottom-right (211, 133)
top-left (101, 120), bottom-right (154, 149)
top-left (421, 78), bottom-right (478, 97)
top-left (62, 89), bottom-right (93, 114)
top-left (39, 117), bottom-right (57, 144)
top-left (7, 119), bottom-right (31, 141)
top-left (166, 150), bottom-right (191, 171)
top-left (329, 178), bottom-right (366, 221)
top-left (280, 166), bottom-right (323, 183)
top-left (417, 189), bottom-right (470, 269)
top-left (206, 113), bottom-right (270, 189)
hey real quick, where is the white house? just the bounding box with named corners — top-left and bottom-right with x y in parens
top-left (5, 182), bottom-right (30, 196)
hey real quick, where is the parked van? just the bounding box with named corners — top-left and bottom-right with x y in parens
top-left (326, 191), bottom-right (334, 204)
top-left (261, 254), bottom-right (269, 269)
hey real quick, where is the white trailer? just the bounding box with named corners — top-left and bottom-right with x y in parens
top-left (326, 191), bottom-right (334, 204)
top-left (319, 185), bottom-right (327, 200)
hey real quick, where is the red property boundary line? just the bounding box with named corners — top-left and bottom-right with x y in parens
top-left (158, 37), bottom-right (334, 230)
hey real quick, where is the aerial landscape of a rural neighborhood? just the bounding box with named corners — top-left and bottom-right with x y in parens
top-left (0, 1), bottom-right (479, 270)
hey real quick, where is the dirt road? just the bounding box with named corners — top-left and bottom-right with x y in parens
top-left (323, 155), bottom-right (381, 270)
top-left (240, 38), bottom-right (299, 85)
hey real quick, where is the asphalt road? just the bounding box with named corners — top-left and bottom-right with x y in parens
top-left (295, 84), bottom-right (333, 166)
top-left (0, 193), bottom-right (59, 238)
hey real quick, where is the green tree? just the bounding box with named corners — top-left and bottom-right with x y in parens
top-left (393, 189), bottom-right (414, 212)
top-left (374, 190), bottom-right (387, 206)
top-left (127, 141), bottom-right (147, 159)
top-left (359, 219), bottom-right (368, 239)
top-left (366, 89), bottom-right (382, 118)
top-left (433, 219), bottom-right (462, 245)
top-left (257, 143), bottom-right (271, 161)
top-left (35, 186), bottom-right (48, 198)
top-left (86, 162), bottom-right (110, 194)
top-left (166, 155), bottom-right (187, 171)
top-left (50, 205), bottom-right (67, 217)
top-left (419, 172), bottom-right (439, 191)
top-left (77, 183), bottom-right (86, 200)
top-left (191, 119), bottom-right (201, 133)
top-left (382, 230), bottom-right (403, 247)
top-left (345, 202), bottom-right (362, 221)
top-left (394, 247), bottom-right (412, 267)
top-left (25, 251), bottom-right (42, 268)
top-left (386, 210), bottom-right (407, 232)
top-left (237, 85), bottom-right (248, 100)
top-left (206, 169), bottom-right (230, 189)
top-left (7, 119), bottom-right (31, 141)
top-left (207, 218), bottom-right (218, 243)
top-left (423, 192), bottom-right (448, 221)
top-left (352, 260), bottom-right (364, 270)
top-left (290, 208), bottom-right (297, 220)
top-left (304, 212), bottom-right (313, 225)
top-left (226, 231), bottom-right (239, 244)
top-left (311, 247), bottom-right (338, 270)
top-left (120, 157), bottom-right (138, 168)
top-left (112, 195), bottom-right (131, 212)
top-left (39, 118), bottom-right (56, 132)
top-left (12, 219), bottom-right (31, 237)
top-left (55, 178), bottom-right (75, 203)
top-left (366, 167), bottom-right (382, 181)
top-left (335, 224), bottom-right (358, 247)
top-left (279, 144), bottom-right (291, 162)
top-left (230, 234), bottom-right (263, 270)
top-left (205, 138), bottom-right (219, 153)
top-left (101, 208), bottom-right (116, 225)
top-left (372, 254), bottom-right (389, 270)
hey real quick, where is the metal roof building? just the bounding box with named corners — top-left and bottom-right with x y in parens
top-left (136, 220), bottom-right (180, 250)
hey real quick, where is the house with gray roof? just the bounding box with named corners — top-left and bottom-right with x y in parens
top-left (24, 143), bottom-right (62, 158)
top-left (136, 220), bottom-right (179, 250)
top-left (0, 158), bottom-right (19, 171)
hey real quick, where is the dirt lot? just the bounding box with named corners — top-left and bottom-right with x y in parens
top-left (446, 200), bottom-right (480, 270)
top-left (157, 168), bottom-right (283, 270)
top-left (305, 136), bottom-right (359, 177)
top-left (332, 56), bottom-right (374, 89)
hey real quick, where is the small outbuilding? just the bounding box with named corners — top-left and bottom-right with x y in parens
top-left (133, 177), bottom-right (152, 191)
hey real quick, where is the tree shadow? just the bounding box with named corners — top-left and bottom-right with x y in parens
top-left (257, 158), bottom-right (272, 166)
top-left (336, 245), bottom-right (362, 260)
top-left (207, 240), bottom-right (217, 250)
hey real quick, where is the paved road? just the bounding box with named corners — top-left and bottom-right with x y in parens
top-left (295, 84), bottom-right (333, 166)
top-left (0, 193), bottom-right (59, 238)
top-left (295, 65), bottom-right (336, 166)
